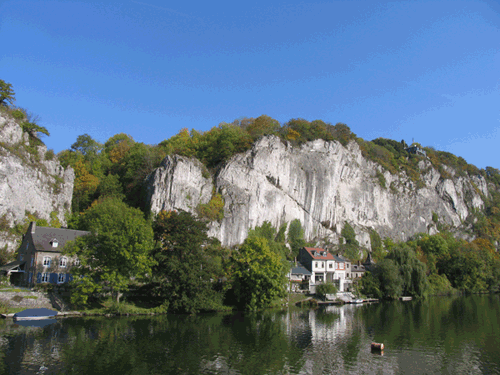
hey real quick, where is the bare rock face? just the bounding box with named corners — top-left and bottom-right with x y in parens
top-left (146, 135), bottom-right (487, 248)
top-left (145, 155), bottom-right (213, 214)
top-left (0, 113), bottom-right (74, 252)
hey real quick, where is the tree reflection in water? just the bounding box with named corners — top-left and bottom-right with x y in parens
top-left (0, 295), bottom-right (499, 374)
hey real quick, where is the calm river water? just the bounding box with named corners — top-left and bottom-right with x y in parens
top-left (1, 294), bottom-right (499, 374)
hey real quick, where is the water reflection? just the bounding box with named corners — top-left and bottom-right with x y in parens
top-left (0, 295), bottom-right (499, 374)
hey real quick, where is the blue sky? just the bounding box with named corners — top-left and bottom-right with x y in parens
top-left (1, 0), bottom-right (499, 169)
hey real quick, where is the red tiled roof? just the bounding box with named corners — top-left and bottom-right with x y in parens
top-left (303, 247), bottom-right (335, 260)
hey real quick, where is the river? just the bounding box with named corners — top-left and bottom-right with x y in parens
top-left (0, 294), bottom-right (499, 374)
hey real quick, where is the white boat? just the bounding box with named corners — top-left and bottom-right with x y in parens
top-left (13, 308), bottom-right (58, 321)
top-left (352, 299), bottom-right (364, 304)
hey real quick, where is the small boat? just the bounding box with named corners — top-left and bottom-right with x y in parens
top-left (13, 308), bottom-right (58, 321)
top-left (353, 299), bottom-right (364, 304)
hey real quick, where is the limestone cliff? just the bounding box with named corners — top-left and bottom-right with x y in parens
top-left (145, 135), bottom-right (488, 248)
top-left (0, 113), bottom-right (74, 252)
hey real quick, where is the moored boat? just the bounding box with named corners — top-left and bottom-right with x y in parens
top-left (13, 308), bottom-right (58, 321)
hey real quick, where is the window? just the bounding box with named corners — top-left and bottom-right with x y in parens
top-left (329, 263), bottom-right (333, 269)
top-left (315, 262), bottom-right (318, 268)
top-left (58, 273), bottom-right (65, 283)
top-left (43, 257), bottom-right (51, 267)
top-left (41, 273), bottom-right (49, 283)
top-left (19, 254), bottom-right (24, 261)
top-left (28, 272), bottom-right (32, 283)
top-left (31, 257), bottom-right (34, 267)
top-left (74, 258), bottom-right (80, 266)
top-left (347, 264), bottom-right (350, 268)
top-left (51, 239), bottom-right (59, 248)
top-left (347, 273), bottom-right (350, 278)
top-left (60, 257), bottom-right (67, 268)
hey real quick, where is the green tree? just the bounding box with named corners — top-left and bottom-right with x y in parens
top-left (152, 210), bottom-right (228, 313)
top-left (387, 245), bottom-right (428, 297)
top-left (232, 237), bottom-right (287, 310)
top-left (0, 79), bottom-right (15, 106)
top-left (65, 197), bottom-right (154, 305)
top-left (247, 221), bottom-right (288, 260)
top-left (359, 271), bottom-right (382, 298)
top-left (288, 219), bottom-right (305, 259)
top-left (316, 282), bottom-right (338, 299)
top-left (71, 134), bottom-right (103, 161)
top-left (374, 258), bottom-right (403, 299)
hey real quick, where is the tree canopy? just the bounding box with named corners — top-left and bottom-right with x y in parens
top-left (152, 210), bottom-right (229, 313)
top-left (0, 79), bottom-right (15, 106)
top-left (231, 236), bottom-right (287, 310)
top-left (65, 197), bottom-right (154, 305)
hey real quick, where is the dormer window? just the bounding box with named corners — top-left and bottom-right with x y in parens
top-left (51, 239), bottom-right (59, 248)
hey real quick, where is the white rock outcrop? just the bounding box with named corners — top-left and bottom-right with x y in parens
top-left (146, 135), bottom-right (487, 248)
top-left (0, 113), bottom-right (74, 252)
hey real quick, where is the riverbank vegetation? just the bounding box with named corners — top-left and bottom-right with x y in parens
top-left (2, 79), bottom-right (500, 313)
top-left (358, 231), bottom-right (500, 300)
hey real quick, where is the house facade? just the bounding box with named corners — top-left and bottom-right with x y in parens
top-left (287, 261), bottom-right (312, 292)
top-left (299, 247), bottom-right (352, 291)
top-left (2, 222), bottom-right (89, 287)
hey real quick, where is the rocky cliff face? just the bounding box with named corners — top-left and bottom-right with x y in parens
top-left (145, 135), bottom-right (488, 248)
top-left (0, 113), bottom-right (74, 252)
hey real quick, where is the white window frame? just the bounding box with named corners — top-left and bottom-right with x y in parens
top-left (59, 257), bottom-right (67, 268)
top-left (43, 256), bottom-right (51, 267)
top-left (58, 273), bottom-right (65, 283)
top-left (41, 273), bottom-right (49, 283)
top-left (51, 239), bottom-right (59, 248)
top-left (74, 258), bottom-right (80, 266)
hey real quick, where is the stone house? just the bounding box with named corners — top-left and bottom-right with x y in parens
top-left (2, 222), bottom-right (89, 287)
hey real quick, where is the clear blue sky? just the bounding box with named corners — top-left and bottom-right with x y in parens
top-left (1, 0), bottom-right (499, 169)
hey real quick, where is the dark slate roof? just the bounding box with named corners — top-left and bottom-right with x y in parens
top-left (32, 227), bottom-right (90, 252)
top-left (332, 254), bottom-right (346, 263)
top-left (352, 264), bottom-right (365, 272)
top-left (335, 254), bottom-right (350, 262)
top-left (291, 262), bottom-right (312, 276)
top-left (364, 251), bottom-right (376, 265)
top-left (0, 260), bottom-right (25, 272)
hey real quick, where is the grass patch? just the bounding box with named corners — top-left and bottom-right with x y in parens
top-left (11, 295), bottom-right (24, 303)
top-left (78, 298), bottom-right (169, 316)
top-left (270, 292), bottom-right (311, 307)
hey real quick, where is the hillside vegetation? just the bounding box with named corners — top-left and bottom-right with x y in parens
top-left (2, 79), bottom-right (500, 312)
